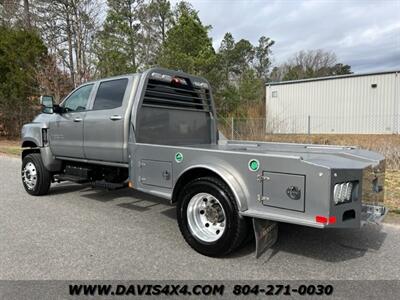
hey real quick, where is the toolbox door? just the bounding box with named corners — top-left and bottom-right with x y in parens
top-left (139, 159), bottom-right (172, 188)
top-left (261, 172), bottom-right (305, 212)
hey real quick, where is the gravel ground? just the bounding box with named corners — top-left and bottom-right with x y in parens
top-left (1, 155), bottom-right (400, 280)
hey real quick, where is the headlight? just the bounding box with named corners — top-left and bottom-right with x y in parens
top-left (333, 182), bottom-right (354, 204)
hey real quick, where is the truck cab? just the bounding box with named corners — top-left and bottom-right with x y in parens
top-left (21, 68), bottom-right (387, 257)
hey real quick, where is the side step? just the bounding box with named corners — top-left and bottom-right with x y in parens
top-left (91, 180), bottom-right (127, 191)
top-left (54, 174), bottom-right (89, 183)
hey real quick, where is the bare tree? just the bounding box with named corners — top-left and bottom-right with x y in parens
top-left (35, 0), bottom-right (102, 86)
top-left (271, 49), bottom-right (352, 81)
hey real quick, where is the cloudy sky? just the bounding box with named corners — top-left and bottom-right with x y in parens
top-left (171, 0), bottom-right (400, 73)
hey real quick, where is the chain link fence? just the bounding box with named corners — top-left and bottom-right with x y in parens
top-left (218, 116), bottom-right (400, 209)
top-left (219, 114), bottom-right (400, 138)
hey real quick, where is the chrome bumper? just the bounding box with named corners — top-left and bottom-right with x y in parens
top-left (361, 204), bottom-right (388, 225)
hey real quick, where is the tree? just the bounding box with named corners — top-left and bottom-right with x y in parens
top-left (0, 26), bottom-right (47, 136)
top-left (215, 32), bottom-right (274, 117)
top-left (331, 63), bottom-right (352, 75)
top-left (231, 39), bottom-right (254, 79)
top-left (137, 0), bottom-right (174, 68)
top-left (148, 0), bottom-right (173, 44)
top-left (157, 3), bottom-right (216, 76)
top-left (272, 49), bottom-right (352, 81)
top-left (95, 0), bottom-right (143, 77)
top-left (218, 32), bottom-right (235, 82)
top-left (36, 0), bottom-right (101, 86)
top-left (254, 36), bottom-right (274, 81)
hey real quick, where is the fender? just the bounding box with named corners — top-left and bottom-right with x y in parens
top-left (21, 122), bottom-right (62, 172)
top-left (173, 164), bottom-right (249, 212)
top-left (21, 122), bottom-right (46, 148)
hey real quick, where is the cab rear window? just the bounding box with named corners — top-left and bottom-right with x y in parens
top-left (93, 78), bottom-right (128, 110)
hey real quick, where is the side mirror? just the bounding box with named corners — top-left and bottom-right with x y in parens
top-left (53, 104), bottom-right (63, 114)
top-left (40, 95), bottom-right (54, 114)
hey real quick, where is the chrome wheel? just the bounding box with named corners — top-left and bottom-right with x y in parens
top-left (187, 192), bottom-right (226, 243)
top-left (22, 162), bottom-right (37, 190)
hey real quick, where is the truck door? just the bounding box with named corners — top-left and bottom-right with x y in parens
top-left (49, 84), bottom-right (94, 158)
top-left (83, 78), bottom-right (129, 162)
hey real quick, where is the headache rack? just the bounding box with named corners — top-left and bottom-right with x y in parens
top-left (143, 78), bottom-right (213, 113)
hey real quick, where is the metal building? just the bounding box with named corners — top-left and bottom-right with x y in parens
top-left (266, 70), bottom-right (400, 134)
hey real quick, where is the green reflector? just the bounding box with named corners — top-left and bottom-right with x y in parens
top-left (249, 159), bottom-right (259, 171)
top-left (175, 152), bottom-right (183, 163)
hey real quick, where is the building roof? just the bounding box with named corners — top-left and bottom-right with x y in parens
top-left (266, 69), bottom-right (400, 86)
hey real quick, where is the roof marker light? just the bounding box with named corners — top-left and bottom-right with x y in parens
top-left (193, 81), bottom-right (209, 89)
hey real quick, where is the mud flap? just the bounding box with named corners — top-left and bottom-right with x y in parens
top-left (253, 218), bottom-right (278, 258)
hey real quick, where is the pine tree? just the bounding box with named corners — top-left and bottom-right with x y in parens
top-left (95, 0), bottom-right (143, 77)
top-left (157, 4), bottom-right (216, 77)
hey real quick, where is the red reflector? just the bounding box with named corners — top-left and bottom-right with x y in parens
top-left (171, 77), bottom-right (180, 86)
top-left (315, 215), bottom-right (328, 224)
top-left (329, 216), bottom-right (337, 224)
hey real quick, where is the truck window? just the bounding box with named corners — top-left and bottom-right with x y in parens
top-left (92, 78), bottom-right (128, 110)
top-left (62, 84), bottom-right (94, 112)
top-left (136, 77), bottom-right (213, 146)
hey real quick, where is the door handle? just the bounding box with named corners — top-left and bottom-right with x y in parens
top-left (110, 115), bottom-right (122, 121)
top-left (73, 117), bottom-right (82, 122)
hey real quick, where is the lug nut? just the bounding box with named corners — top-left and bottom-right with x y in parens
top-left (200, 210), bottom-right (204, 215)
top-left (205, 223), bottom-right (209, 227)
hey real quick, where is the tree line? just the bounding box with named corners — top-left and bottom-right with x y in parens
top-left (0, 0), bottom-right (351, 137)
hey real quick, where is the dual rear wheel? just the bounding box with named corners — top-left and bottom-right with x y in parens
top-left (177, 177), bottom-right (250, 257)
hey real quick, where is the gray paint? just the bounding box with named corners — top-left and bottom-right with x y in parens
top-left (21, 67), bottom-right (387, 230)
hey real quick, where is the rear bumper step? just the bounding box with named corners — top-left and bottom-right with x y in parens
top-left (361, 204), bottom-right (388, 225)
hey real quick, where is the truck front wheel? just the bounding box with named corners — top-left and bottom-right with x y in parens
top-left (21, 153), bottom-right (51, 196)
top-left (177, 177), bottom-right (248, 257)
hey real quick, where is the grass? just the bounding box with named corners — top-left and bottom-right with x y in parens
top-left (0, 139), bottom-right (20, 156)
top-left (385, 169), bottom-right (400, 210)
top-left (263, 134), bottom-right (400, 170)
top-left (0, 146), bottom-right (21, 156)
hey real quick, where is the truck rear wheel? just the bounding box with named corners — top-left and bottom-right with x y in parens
top-left (21, 153), bottom-right (51, 196)
top-left (177, 177), bottom-right (248, 257)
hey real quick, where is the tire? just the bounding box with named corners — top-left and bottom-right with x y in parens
top-left (177, 176), bottom-right (249, 257)
top-left (104, 168), bottom-right (128, 183)
top-left (21, 153), bottom-right (51, 196)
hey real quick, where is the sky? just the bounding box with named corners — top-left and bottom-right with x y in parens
top-left (171, 0), bottom-right (400, 73)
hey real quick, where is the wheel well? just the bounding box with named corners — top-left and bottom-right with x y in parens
top-left (172, 168), bottom-right (228, 204)
top-left (22, 141), bottom-right (37, 148)
top-left (21, 141), bottom-right (39, 158)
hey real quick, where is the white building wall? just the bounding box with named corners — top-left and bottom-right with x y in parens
top-left (266, 72), bottom-right (400, 134)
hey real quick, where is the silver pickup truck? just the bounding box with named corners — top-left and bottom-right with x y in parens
top-left (21, 68), bottom-right (387, 257)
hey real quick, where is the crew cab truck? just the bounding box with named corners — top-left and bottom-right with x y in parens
top-left (21, 68), bottom-right (387, 257)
